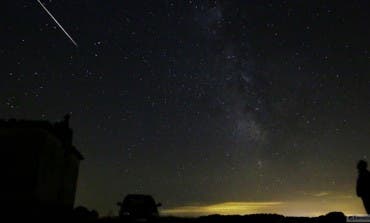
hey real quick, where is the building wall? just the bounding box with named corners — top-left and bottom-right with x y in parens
top-left (61, 152), bottom-right (81, 208)
top-left (36, 130), bottom-right (65, 207)
top-left (1, 128), bottom-right (42, 203)
top-left (0, 127), bottom-right (81, 210)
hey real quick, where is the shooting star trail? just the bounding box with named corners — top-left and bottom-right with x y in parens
top-left (37, 0), bottom-right (78, 47)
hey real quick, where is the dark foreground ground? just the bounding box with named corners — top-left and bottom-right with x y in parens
top-left (8, 211), bottom-right (350, 223)
top-left (97, 212), bottom-right (347, 223)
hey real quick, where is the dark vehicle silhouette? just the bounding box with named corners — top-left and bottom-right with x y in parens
top-left (117, 194), bottom-right (161, 222)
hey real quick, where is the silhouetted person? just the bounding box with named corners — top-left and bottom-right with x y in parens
top-left (357, 160), bottom-right (370, 214)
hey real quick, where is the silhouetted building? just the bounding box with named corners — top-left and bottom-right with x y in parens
top-left (0, 115), bottom-right (83, 214)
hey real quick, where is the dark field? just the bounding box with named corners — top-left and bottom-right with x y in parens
top-left (96, 212), bottom-right (347, 223)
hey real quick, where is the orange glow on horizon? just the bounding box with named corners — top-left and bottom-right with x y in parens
top-left (161, 201), bottom-right (283, 216)
top-left (161, 196), bottom-right (366, 217)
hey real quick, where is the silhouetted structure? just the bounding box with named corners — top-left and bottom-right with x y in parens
top-left (117, 194), bottom-right (161, 222)
top-left (356, 160), bottom-right (370, 214)
top-left (74, 206), bottom-right (99, 222)
top-left (0, 115), bottom-right (83, 217)
top-left (318, 212), bottom-right (346, 223)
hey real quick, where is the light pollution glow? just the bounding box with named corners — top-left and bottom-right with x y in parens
top-left (161, 196), bottom-right (366, 217)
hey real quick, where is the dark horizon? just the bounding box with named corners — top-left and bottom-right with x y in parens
top-left (1, 0), bottom-right (370, 216)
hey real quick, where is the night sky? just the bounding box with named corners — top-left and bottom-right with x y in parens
top-left (2, 0), bottom-right (370, 217)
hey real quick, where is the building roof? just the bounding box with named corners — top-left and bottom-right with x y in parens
top-left (0, 115), bottom-right (84, 160)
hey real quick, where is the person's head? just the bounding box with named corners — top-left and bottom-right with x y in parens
top-left (357, 160), bottom-right (368, 171)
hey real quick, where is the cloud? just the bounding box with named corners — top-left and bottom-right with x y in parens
top-left (313, 192), bottom-right (330, 197)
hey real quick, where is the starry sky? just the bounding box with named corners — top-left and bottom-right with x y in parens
top-left (1, 0), bottom-right (370, 217)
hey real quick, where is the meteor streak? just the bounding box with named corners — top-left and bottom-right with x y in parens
top-left (37, 0), bottom-right (78, 47)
